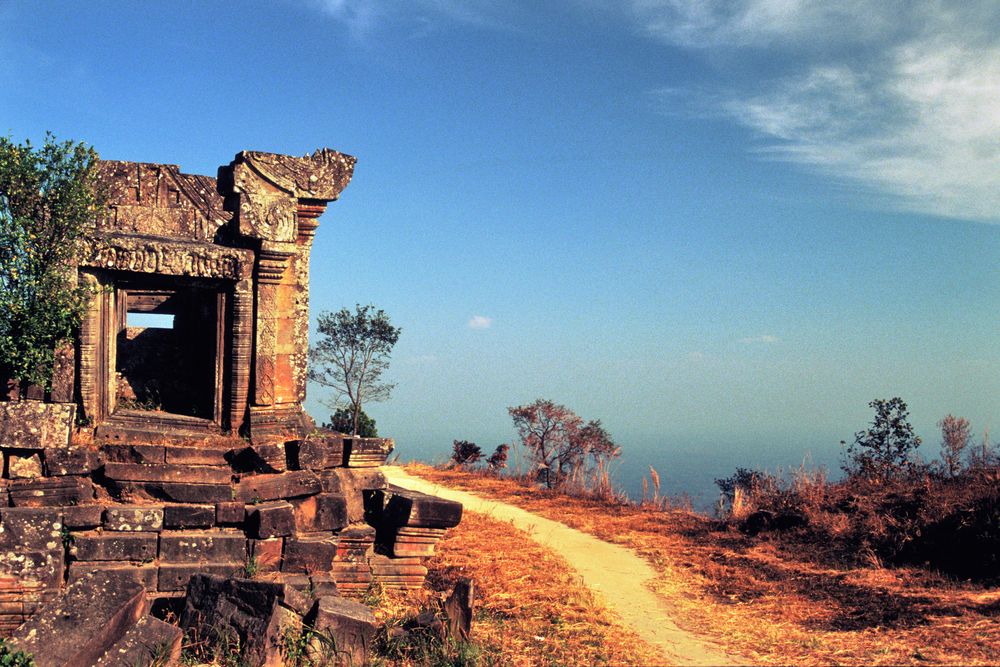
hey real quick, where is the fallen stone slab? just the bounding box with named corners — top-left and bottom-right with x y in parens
top-left (179, 575), bottom-right (298, 666)
top-left (379, 486), bottom-right (463, 529)
top-left (95, 614), bottom-right (182, 666)
top-left (9, 569), bottom-right (147, 667)
top-left (306, 595), bottom-right (377, 667)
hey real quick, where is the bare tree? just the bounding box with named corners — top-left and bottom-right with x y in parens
top-left (938, 414), bottom-right (971, 477)
top-left (507, 399), bottom-right (620, 490)
top-left (308, 304), bottom-right (401, 436)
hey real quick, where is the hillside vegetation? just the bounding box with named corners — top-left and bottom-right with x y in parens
top-left (406, 461), bottom-right (1000, 666)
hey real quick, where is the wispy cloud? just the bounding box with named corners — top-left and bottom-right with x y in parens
top-left (305, 0), bottom-right (515, 39)
top-left (468, 315), bottom-right (493, 330)
top-left (740, 334), bottom-right (779, 344)
top-left (636, 1), bottom-right (1000, 222)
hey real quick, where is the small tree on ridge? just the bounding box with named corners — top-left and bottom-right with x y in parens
top-left (308, 304), bottom-right (401, 436)
top-left (843, 397), bottom-right (922, 482)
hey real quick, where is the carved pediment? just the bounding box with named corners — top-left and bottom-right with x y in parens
top-left (96, 161), bottom-right (230, 242)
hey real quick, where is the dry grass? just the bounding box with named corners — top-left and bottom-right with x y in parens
top-left (373, 509), bottom-right (665, 666)
top-left (403, 462), bottom-right (1000, 666)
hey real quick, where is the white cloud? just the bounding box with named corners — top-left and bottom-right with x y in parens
top-left (636, 0), bottom-right (1000, 222)
top-left (740, 334), bottom-right (779, 344)
top-left (305, 0), bottom-right (515, 38)
top-left (468, 315), bottom-right (493, 329)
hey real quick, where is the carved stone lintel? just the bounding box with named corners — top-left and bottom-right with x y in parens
top-left (81, 234), bottom-right (252, 280)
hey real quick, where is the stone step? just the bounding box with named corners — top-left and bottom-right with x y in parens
top-left (235, 470), bottom-right (321, 503)
top-left (157, 563), bottom-right (243, 592)
top-left (102, 506), bottom-right (165, 532)
top-left (103, 462), bottom-right (233, 485)
top-left (67, 562), bottom-right (158, 592)
top-left (8, 476), bottom-right (93, 507)
top-left (158, 530), bottom-right (247, 564)
top-left (112, 481), bottom-right (234, 504)
top-left (71, 531), bottom-right (159, 562)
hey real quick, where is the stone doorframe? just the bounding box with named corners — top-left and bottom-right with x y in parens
top-left (76, 235), bottom-right (255, 435)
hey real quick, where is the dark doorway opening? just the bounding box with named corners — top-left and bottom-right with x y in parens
top-left (115, 284), bottom-right (221, 420)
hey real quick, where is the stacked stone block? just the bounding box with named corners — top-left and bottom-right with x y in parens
top-left (0, 413), bottom-right (463, 636)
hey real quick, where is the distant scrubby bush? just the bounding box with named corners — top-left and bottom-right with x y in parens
top-left (716, 399), bottom-right (1000, 581)
top-left (450, 440), bottom-right (482, 468)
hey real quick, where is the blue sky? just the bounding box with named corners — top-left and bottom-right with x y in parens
top-left (3, 1), bottom-right (999, 501)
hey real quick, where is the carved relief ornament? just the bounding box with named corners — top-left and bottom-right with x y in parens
top-left (80, 235), bottom-right (252, 280)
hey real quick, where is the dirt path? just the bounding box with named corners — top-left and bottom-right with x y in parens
top-left (384, 467), bottom-right (745, 666)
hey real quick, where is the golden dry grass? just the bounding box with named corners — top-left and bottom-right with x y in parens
top-left (404, 462), bottom-right (1000, 666)
top-left (372, 509), bottom-right (665, 666)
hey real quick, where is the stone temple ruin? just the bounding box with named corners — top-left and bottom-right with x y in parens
top-left (0, 148), bottom-right (462, 663)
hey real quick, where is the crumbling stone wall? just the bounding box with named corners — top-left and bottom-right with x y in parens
top-left (0, 426), bottom-right (461, 635)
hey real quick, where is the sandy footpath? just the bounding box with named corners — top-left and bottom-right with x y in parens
top-left (384, 466), bottom-right (745, 666)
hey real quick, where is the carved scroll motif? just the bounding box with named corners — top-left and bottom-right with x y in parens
top-left (242, 149), bottom-right (356, 200)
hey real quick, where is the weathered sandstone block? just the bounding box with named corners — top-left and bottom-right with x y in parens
top-left (248, 500), bottom-right (296, 539)
top-left (95, 615), bottom-right (183, 667)
top-left (10, 570), bottom-right (146, 667)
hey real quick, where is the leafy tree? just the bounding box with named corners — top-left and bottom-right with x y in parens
top-left (323, 407), bottom-right (378, 437)
top-left (486, 443), bottom-right (510, 473)
top-left (938, 414), bottom-right (971, 477)
top-left (843, 397), bottom-right (922, 481)
top-left (450, 440), bottom-right (482, 467)
top-left (0, 134), bottom-right (100, 392)
top-left (308, 304), bottom-right (401, 436)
